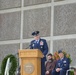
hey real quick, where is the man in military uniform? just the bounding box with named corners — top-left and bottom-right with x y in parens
top-left (30, 31), bottom-right (48, 75)
top-left (52, 50), bottom-right (70, 75)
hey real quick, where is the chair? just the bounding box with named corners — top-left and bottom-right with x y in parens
top-left (66, 67), bottom-right (75, 75)
top-left (66, 69), bottom-right (74, 75)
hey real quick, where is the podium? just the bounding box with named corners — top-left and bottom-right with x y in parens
top-left (19, 49), bottom-right (43, 75)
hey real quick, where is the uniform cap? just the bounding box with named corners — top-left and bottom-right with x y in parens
top-left (58, 50), bottom-right (63, 54)
top-left (32, 31), bottom-right (39, 36)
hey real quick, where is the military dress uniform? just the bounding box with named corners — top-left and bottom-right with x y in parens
top-left (52, 57), bottom-right (70, 75)
top-left (30, 31), bottom-right (48, 75)
top-left (30, 38), bottom-right (48, 75)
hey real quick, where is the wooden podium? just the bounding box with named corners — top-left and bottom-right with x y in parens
top-left (19, 49), bottom-right (43, 75)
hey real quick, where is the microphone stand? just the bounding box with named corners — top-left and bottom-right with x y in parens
top-left (25, 45), bottom-right (31, 49)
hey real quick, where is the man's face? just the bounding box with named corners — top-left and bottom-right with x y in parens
top-left (47, 55), bottom-right (52, 60)
top-left (34, 35), bottom-right (40, 40)
top-left (58, 53), bottom-right (64, 59)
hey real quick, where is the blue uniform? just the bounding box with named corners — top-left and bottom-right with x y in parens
top-left (30, 38), bottom-right (48, 75)
top-left (52, 57), bottom-right (70, 75)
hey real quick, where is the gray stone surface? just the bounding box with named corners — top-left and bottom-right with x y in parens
top-left (54, 0), bottom-right (64, 2)
top-left (22, 43), bottom-right (30, 49)
top-left (23, 43), bottom-right (30, 49)
top-left (0, 44), bottom-right (20, 70)
top-left (0, 12), bottom-right (21, 41)
top-left (53, 39), bottom-right (76, 66)
top-left (0, 0), bottom-right (21, 10)
top-left (23, 7), bottom-right (51, 39)
top-left (54, 3), bottom-right (76, 36)
top-left (24, 0), bottom-right (51, 6)
top-left (47, 41), bottom-right (50, 53)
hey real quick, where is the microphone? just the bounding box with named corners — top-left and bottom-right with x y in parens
top-left (25, 42), bottom-right (34, 49)
top-left (29, 42), bottom-right (35, 49)
top-left (25, 44), bottom-right (31, 49)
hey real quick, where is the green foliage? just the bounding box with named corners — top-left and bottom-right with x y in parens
top-left (1, 54), bottom-right (17, 75)
top-left (70, 71), bottom-right (74, 75)
top-left (62, 51), bottom-right (72, 64)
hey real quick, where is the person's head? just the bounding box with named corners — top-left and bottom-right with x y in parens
top-left (32, 31), bottom-right (40, 40)
top-left (58, 50), bottom-right (64, 59)
top-left (47, 53), bottom-right (52, 60)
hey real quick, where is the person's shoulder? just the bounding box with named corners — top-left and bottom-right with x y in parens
top-left (64, 57), bottom-right (68, 60)
top-left (56, 59), bottom-right (61, 62)
top-left (31, 40), bottom-right (35, 43)
top-left (64, 57), bottom-right (70, 61)
top-left (63, 57), bottom-right (70, 64)
top-left (62, 57), bottom-right (70, 63)
top-left (40, 38), bottom-right (46, 42)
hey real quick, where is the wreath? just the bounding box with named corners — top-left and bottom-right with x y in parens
top-left (53, 50), bottom-right (72, 63)
top-left (1, 54), bottom-right (17, 75)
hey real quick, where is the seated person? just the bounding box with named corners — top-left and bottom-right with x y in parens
top-left (45, 53), bottom-right (56, 75)
top-left (52, 50), bottom-right (70, 75)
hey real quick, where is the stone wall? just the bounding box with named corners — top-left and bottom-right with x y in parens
top-left (0, 0), bottom-right (76, 71)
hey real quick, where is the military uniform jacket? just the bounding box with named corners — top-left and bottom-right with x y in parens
top-left (30, 38), bottom-right (48, 56)
top-left (55, 57), bottom-right (70, 71)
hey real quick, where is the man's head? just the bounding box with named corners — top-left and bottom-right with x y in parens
top-left (58, 50), bottom-right (64, 59)
top-left (47, 53), bottom-right (52, 60)
top-left (32, 31), bottom-right (40, 40)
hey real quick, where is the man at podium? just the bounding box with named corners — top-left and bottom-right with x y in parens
top-left (30, 31), bottom-right (48, 75)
